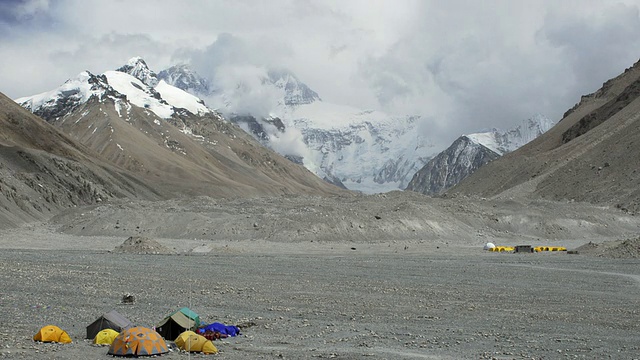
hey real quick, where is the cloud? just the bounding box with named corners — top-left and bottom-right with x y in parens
top-left (267, 126), bottom-right (311, 159)
top-left (356, 1), bottom-right (640, 144)
top-left (207, 64), bottom-right (282, 117)
top-left (2, 0), bottom-right (640, 148)
top-left (541, 3), bottom-right (640, 94)
top-left (176, 33), bottom-right (293, 117)
top-left (0, 31), bottom-right (174, 98)
top-left (0, 0), bottom-right (51, 25)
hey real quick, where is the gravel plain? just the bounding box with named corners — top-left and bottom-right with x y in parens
top-left (1, 236), bottom-right (640, 359)
top-left (1, 194), bottom-right (639, 359)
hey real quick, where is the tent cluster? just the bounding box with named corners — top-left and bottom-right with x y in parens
top-left (33, 307), bottom-right (241, 357)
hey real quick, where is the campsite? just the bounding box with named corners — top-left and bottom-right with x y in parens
top-left (1, 196), bottom-right (639, 360)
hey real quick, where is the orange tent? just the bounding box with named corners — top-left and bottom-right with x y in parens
top-left (107, 326), bottom-right (168, 357)
top-left (33, 325), bottom-right (72, 344)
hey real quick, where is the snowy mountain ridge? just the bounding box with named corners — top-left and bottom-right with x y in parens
top-left (16, 58), bottom-right (212, 122)
top-left (16, 71), bottom-right (123, 121)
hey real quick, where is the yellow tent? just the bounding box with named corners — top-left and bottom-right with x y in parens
top-left (94, 328), bottom-right (119, 345)
top-left (489, 246), bottom-right (515, 252)
top-left (33, 325), bottom-right (72, 344)
top-left (175, 330), bottom-right (218, 355)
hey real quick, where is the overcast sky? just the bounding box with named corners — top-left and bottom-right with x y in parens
top-left (2, 0), bottom-right (640, 146)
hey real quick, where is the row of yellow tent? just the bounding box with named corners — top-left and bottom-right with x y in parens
top-left (488, 246), bottom-right (515, 252)
top-left (34, 325), bottom-right (218, 355)
top-left (534, 246), bottom-right (567, 252)
top-left (487, 246), bottom-right (567, 252)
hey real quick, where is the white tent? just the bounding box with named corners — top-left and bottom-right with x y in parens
top-left (483, 242), bottom-right (496, 250)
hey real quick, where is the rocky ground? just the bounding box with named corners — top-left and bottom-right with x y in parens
top-left (0, 192), bottom-right (639, 359)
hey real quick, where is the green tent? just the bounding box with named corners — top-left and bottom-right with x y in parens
top-left (156, 307), bottom-right (200, 340)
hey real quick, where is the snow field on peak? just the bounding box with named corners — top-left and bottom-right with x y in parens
top-left (155, 81), bottom-right (210, 116)
top-left (103, 71), bottom-right (173, 119)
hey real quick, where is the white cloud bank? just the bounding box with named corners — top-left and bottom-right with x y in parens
top-left (1, 0), bottom-right (640, 146)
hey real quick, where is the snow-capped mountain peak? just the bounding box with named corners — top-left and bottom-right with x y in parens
top-left (16, 60), bottom-right (213, 121)
top-left (15, 71), bottom-right (119, 120)
top-left (116, 57), bottom-right (159, 87)
top-left (267, 69), bottom-right (320, 106)
top-left (157, 64), bottom-right (212, 96)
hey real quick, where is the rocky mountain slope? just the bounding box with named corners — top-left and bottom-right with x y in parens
top-left (406, 136), bottom-right (500, 195)
top-left (159, 64), bottom-right (435, 193)
top-left (15, 59), bottom-right (345, 199)
top-left (449, 59), bottom-right (640, 214)
top-left (407, 115), bottom-right (554, 195)
top-left (0, 92), bottom-right (161, 228)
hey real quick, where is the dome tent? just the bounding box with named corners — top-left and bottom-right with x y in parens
top-left (175, 330), bottom-right (218, 354)
top-left (483, 242), bottom-right (496, 250)
top-left (33, 325), bottom-right (72, 344)
top-left (107, 326), bottom-right (168, 357)
top-left (93, 328), bottom-right (119, 345)
top-left (86, 309), bottom-right (132, 339)
top-left (156, 307), bottom-right (200, 340)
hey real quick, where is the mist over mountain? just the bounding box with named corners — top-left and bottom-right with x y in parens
top-left (159, 62), bottom-right (436, 193)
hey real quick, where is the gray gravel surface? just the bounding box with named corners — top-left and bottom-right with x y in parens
top-left (1, 244), bottom-right (639, 359)
top-left (1, 193), bottom-right (639, 359)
